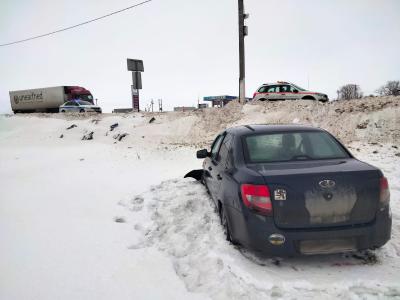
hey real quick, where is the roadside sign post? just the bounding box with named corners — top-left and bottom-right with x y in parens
top-left (127, 59), bottom-right (144, 112)
top-left (131, 86), bottom-right (140, 111)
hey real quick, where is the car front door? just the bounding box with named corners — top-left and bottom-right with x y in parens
top-left (65, 101), bottom-right (79, 112)
top-left (72, 101), bottom-right (80, 112)
top-left (204, 134), bottom-right (225, 203)
top-left (288, 85), bottom-right (302, 100)
top-left (277, 84), bottom-right (292, 100)
top-left (213, 134), bottom-right (234, 202)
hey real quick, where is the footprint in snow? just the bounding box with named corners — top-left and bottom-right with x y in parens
top-left (130, 196), bottom-right (144, 211)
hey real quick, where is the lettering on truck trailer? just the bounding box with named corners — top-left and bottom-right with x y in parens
top-left (14, 92), bottom-right (44, 104)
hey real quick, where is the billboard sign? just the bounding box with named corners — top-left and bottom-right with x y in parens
top-left (203, 95), bottom-right (237, 101)
top-left (127, 59), bottom-right (144, 72)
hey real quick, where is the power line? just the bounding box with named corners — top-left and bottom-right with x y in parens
top-left (0, 0), bottom-right (152, 47)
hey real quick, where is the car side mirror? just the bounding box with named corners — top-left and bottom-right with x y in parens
top-left (293, 89), bottom-right (299, 93)
top-left (196, 149), bottom-right (209, 159)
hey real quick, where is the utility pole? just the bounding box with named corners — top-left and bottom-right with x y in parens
top-left (238, 0), bottom-right (248, 104)
top-left (158, 99), bottom-right (163, 112)
top-left (150, 99), bottom-right (154, 112)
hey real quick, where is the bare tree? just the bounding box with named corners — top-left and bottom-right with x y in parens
top-left (376, 81), bottom-right (400, 96)
top-left (337, 84), bottom-right (363, 100)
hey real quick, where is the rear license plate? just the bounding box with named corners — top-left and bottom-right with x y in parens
top-left (299, 238), bottom-right (356, 255)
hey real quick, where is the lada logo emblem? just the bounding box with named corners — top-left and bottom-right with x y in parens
top-left (319, 180), bottom-right (336, 189)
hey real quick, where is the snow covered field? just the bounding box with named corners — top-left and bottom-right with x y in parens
top-left (0, 101), bottom-right (399, 299)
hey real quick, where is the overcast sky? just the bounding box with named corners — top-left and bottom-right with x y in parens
top-left (0, 0), bottom-right (399, 113)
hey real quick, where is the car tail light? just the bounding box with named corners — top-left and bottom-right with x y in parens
top-left (253, 92), bottom-right (257, 98)
top-left (380, 177), bottom-right (390, 205)
top-left (241, 184), bottom-right (272, 215)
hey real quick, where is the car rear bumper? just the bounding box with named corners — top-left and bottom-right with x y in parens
top-left (227, 205), bottom-right (391, 256)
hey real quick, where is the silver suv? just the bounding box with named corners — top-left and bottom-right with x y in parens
top-left (59, 100), bottom-right (102, 113)
top-left (253, 81), bottom-right (328, 102)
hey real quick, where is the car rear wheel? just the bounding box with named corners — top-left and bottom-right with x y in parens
top-left (61, 110), bottom-right (66, 113)
top-left (259, 98), bottom-right (267, 101)
top-left (79, 109), bottom-right (85, 113)
top-left (220, 205), bottom-right (237, 244)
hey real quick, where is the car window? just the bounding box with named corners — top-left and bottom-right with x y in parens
top-left (216, 134), bottom-right (233, 166)
top-left (266, 85), bottom-right (277, 93)
top-left (307, 133), bottom-right (347, 158)
top-left (245, 131), bottom-right (350, 163)
top-left (210, 134), bottom-right (224, 160)
top-left (291, 83), bottom-right (306, 91)
top-left (77, 100), bottom-right (92, 106)
top-left (64, 101), bottom-right (75, 106)
top-left (278, 85), bottom-right (290, 92)
top-left (289, 85), bottom-right (298, 92)
top-left (258, 86), bottom-right (268, 93)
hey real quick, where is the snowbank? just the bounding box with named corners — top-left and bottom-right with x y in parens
top-left (185, 96), bottom-right (400, 146)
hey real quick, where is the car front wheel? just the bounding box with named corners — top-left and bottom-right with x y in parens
top-left (79, 109), bottom-right (85, 113)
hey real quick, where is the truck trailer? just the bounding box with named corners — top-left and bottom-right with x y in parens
top-left (9, 86), bottom-right (94, 113)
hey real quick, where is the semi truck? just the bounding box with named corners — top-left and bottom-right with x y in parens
top-left (9, 86), bottom-right (94, 113)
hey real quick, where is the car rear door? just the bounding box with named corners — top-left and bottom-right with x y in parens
top-left (265, 85), bottom-right (279, 100)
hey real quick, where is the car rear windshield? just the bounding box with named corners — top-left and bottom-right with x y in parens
top-left (245, 131), bottom-right (350, 163)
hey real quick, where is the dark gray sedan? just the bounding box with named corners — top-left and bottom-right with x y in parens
top-left (195, 124), bottom-right (391, 256)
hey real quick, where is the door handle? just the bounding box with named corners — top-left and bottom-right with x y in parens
top-left (208, 167), bottom-right (212, 171)
top-left (217, 174), bottom-right (222, 180)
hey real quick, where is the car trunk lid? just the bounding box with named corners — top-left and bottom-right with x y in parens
top-left (247, 159), bottom-right (381, 229)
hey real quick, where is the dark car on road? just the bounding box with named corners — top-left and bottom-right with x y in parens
top-left (195, 125), bottom-right (391, 256)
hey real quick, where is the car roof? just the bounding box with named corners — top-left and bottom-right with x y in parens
top-left (226, 124), bottom-right (325, 136)
top-left (261, 82), bottom-right (291, 86)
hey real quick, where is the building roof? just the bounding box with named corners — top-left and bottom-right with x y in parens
top-left (203, 95), bottom-right (237, 101)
